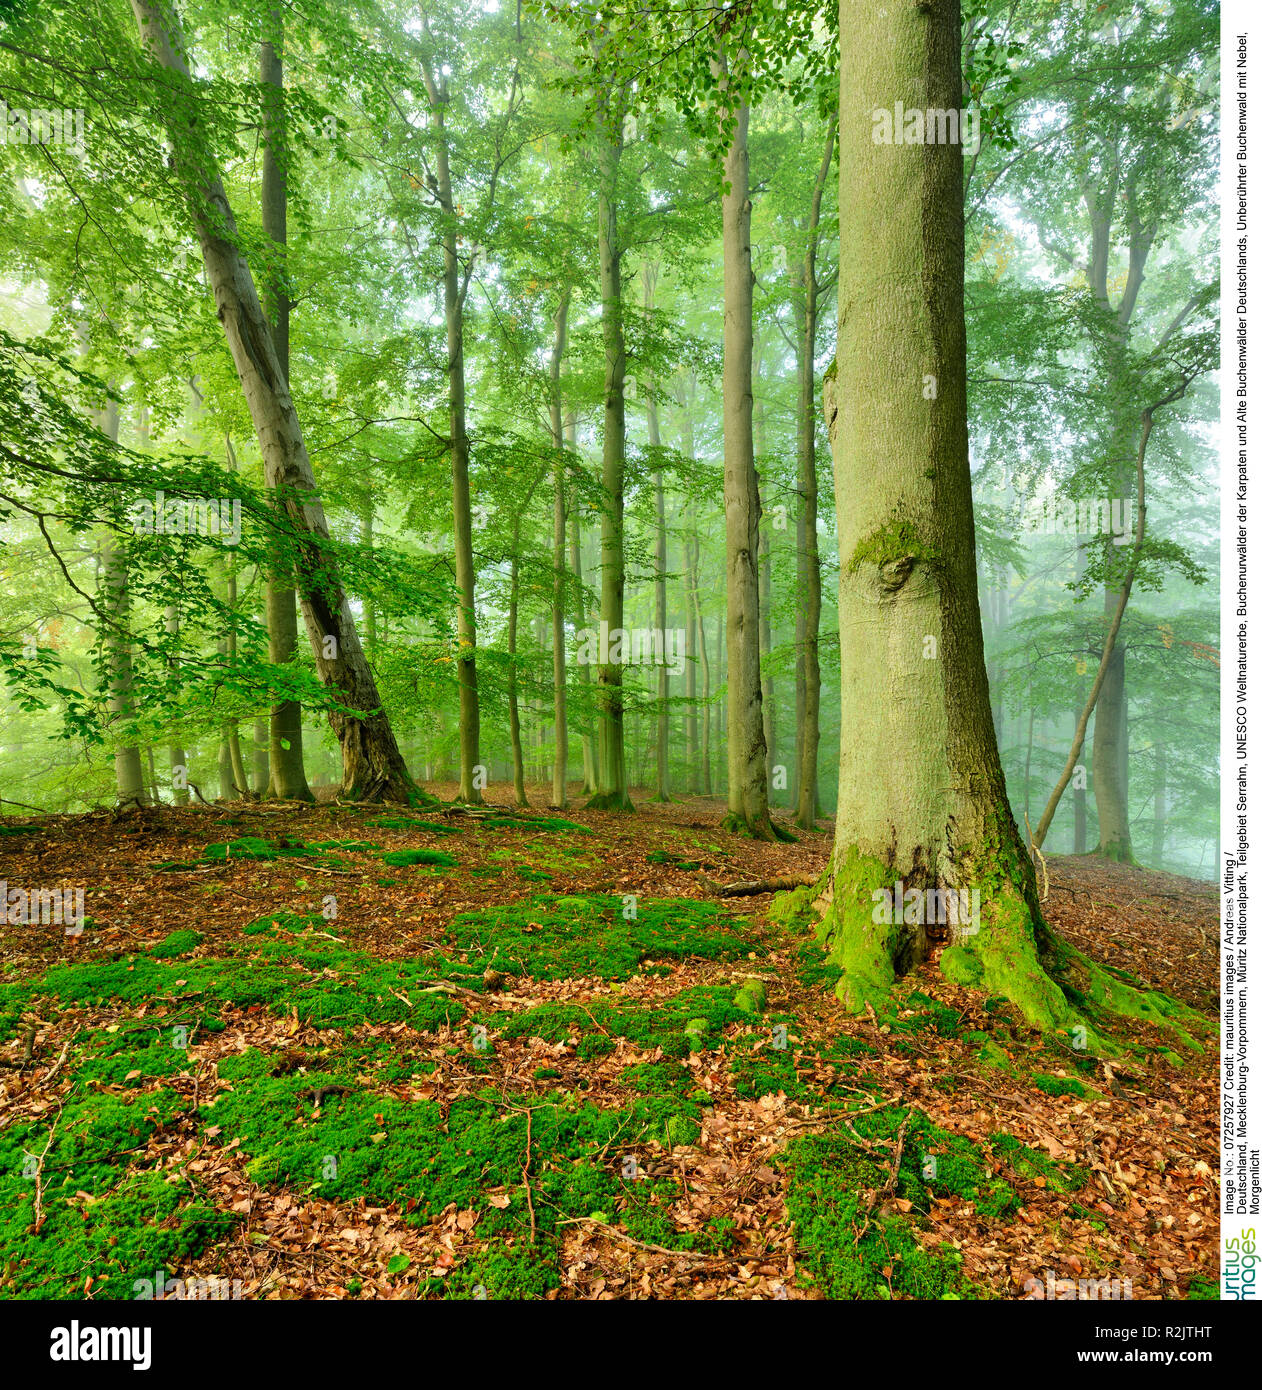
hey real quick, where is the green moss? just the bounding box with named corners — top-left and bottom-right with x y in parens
top-left (783, 1117), bottom-right (971, 1300)
top-left (495, 983), bottom-right (752, 1060)
top-left (733, 977), bottom-right (768, 1016)
top-left (480, 816), bottom-right (589, 834)
top-left (814, 850), bottom-right (902, 1014)
top-left (380, 848), bottom-right (458, 869)
top-left (201, 837), bottom-right (308, 862)
top-left (990, 1133), bottom-right (1088, 1192)
top-left (450, 895), bottom-right (749, 983)
top-left (846, 520), bottom-right (938, 574)
top-left (1033, 1073), bottom-right (1087, 1099)
top-left (367, 817), bottom-right (461, 835)
top-left (645, 850), bottom-right (703, 871)
top-left (148, 929), bottom-right (204, 959)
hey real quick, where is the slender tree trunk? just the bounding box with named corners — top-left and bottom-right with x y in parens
top-left (549, 287), bottom-right (572, 808)
top-left (132, 0), bottom-right (416, 801)
top-left (754, 345), bottom-right (776, 801)
top-left (259, 9), bottom-right (313, 803)
top-left (507, 542), bottom-right (527, 808)
top-left (1151, 737), bottom-right (1166, 869)
top-left (684, 526), bottom-right (699, 793)
top-left (793, 125), bottom-right (832, 829)
top-left (644, 264), bottom-right (671, 802)
top-left (166, 603), bottom-right (188, 805)
top-left (719, 97), bottom-right (778, 840)
top-left (589, 97), bottom-right (633, 811)
top-left (252, 717), bottom-right (269, 793)
top-left (97, 387), bottom-right (147, 808)
top-left (414, 41), bottom-right (483, 805)
top-left (569, 450), bottom-right (599, 796)
top-left (1033, 403), bottom-right (1168, 850)
top-left (690, 583), bottom-right (713, 797)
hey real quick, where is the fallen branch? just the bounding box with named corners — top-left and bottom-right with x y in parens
top-left (718, 871), bottom-right (817, 898)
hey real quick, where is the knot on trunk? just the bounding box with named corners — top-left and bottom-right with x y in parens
top-left (879, 554), bottom-right (916, 591)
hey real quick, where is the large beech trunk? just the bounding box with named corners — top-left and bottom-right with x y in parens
top-left (821, 0), bottom-right (1077, 1035)
top-left (131, 0), bottom-right (416, 802)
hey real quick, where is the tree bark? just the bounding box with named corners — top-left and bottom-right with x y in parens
top-left (258, 9), bottom-right (313, 803)
top-left (96, 390), bottom-right (147, 808)
top-left (820, 0), bottom-right (1087, 1036)
top-left (549, 286), bottom-right (572, 808)
top-left (643, 263), bottom-right (671, 803)
top-left (588, 91), bottom-right (633, 811)
top-left (793, 125), bottom-right (833, 829)
top-left (719, 97), bottom-right (778, 840)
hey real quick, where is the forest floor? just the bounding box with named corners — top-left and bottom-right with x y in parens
top-left (0, 790), bottom-right (1219, 1300)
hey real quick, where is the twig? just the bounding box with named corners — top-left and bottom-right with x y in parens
top-left (855, 1113), bottom-right (911, 1244)
top-left (1025, 814), bottom-right (1050, 901)
top-left (521, 1107), bottom-right (536, 1244)
top-left (30, 1104), bottom-right (64, 1234)
top-left (38, 1026), bottom-right (81, 1089)
top-left (557, 1217), bottom-right (727, 1265)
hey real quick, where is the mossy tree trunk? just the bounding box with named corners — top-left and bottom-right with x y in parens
top-left (821, 0), bottom-right (1079, 1036)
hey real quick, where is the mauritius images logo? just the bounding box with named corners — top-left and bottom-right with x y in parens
top-left (871, 102), bottom-right (980, 155)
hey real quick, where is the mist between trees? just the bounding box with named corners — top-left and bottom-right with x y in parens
top-left (0, 0), bottom-right (1216, 882)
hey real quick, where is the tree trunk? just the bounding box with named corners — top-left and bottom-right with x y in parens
top-left (97, 389), bottom-right (147, 809)
top-left (550, 287), bottom-right (572, 808)
top-left (719, 98), bottom-right (778, 840)
top-left (754, 345), bottom-right (775, 800)
top-left (644, 263), bottom-right (670, 802)
top-left (793, 125), bottom-right (833, 829)
top-left (132, 0), bottom-right (416, 802)
top-left (165, 604), bottom-right (187, 805)
top-left (684, 524), bottom-right (699, 793)
top-left (568, 428), bottom-right (599, 796)
top-left (819, 0), bottom-right (1089, 1037)
top-left (507, 544), bottom-right (527, 808)
top-left (1151, 737), bottom-right (1166, 869)
top-left (259, 8), bottom-right (313, 803)
top-left (588, 97), bottom-right (633, 811)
